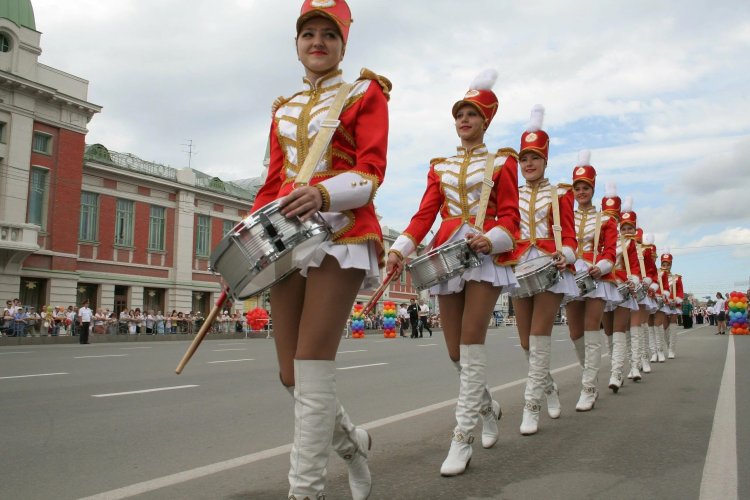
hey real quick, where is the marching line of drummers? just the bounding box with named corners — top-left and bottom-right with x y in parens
top-left (386, 71), bottom-right (686, 477)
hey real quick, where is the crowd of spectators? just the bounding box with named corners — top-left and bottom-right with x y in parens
top-left (1, 299), bottom-right (260, 337)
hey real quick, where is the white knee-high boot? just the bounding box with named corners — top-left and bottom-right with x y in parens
top-left (649, 325), bottom-right (658, 363)
top-left (641, 323), bottom-right (652, 373)
top-left (668, 325), bottom-right (677, 358)
top-left (573, 337), bottom-right (585, 368)
top-left (288, 360), bottom-right (337, 500)
top-left (627, 327), bottom-right (642, 381)
top-left (331, 404), bottom-right (371, 500)
top-left (656, 324), bottom-right (667, 362)
top-left (453, 358), bottom-right (501, 449)
top-left (608, 331), bottom-right (627, 393)
top-left (576, 330), bottom-right (601, 411)
top-left (521, 336), bottom-right (551, 435)
top-left (526, 344), bottom-right (561, 419)
top-left (441, 344), bottom-right (485, 476)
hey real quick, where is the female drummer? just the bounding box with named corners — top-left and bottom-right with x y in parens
top-left (607, 199), bottom-right (658, 391)
top-left (511, 105), bottom-right (578, 436)
top-left (564, 152), bottom-right (618, 411)
top-left (386, 69), bottom-right (519, 476)
top-left (249, 1), bottom-right (390, 497)
top-left (599, 184), bottom-right (622, 360)
top-left (658, 250), bottom-right (684, 357)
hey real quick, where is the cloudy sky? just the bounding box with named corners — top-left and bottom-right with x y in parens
top-left (31, 0), bottom-right (750, 301)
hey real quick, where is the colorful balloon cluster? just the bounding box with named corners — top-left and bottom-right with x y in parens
top-left (245, 307), bottom-right (269, 332)
top-left (728, 291), bottom-right (748, 335)
top-left (382, 301), bottom-right (397, 338)
top-left (350, 303), bottom-right (366, 339)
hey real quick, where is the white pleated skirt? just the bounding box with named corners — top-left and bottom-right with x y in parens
top-left (511, 247), bottom-right (579, 300)
top-left (573, 279), bottom-right (621, 303)
top-left (430, 224), bottom-right (517, 296)
top-left (640, 295), bottom-right (658, 313)
top-left (296, 240), bottom-right (381, 292)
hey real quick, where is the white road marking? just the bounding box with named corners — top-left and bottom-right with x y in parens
top-left (337, 349), bottom-right (367, 354)
top-left (217, 343), bottom-right (246, 346)
top-left (74, 354), bottom-right (129, 359)
top-left (507, 336), bottom-right (517, 339)
top-left (206, 358), bottom-right (255, 364)
top-left (337, 362), bottom-right (388, 370)
top-left (417, 344), bottom-right (438, 347)
top-left (0, 351), bottom-right (32, 354)
top-left (554, 339), bottom-right (567, 342)
top-left (699, 334), bottom-right (737, 500)
top-left (212, 348), bottom-right (247, 352)
top-left (120, 347), bottom-right (152, 350)
top-left (81, 360), bottom-right (582, 500)
top-left (92, 385), bottom-right (199, 398)
top-left (0, 372), bottom-right (68, 380)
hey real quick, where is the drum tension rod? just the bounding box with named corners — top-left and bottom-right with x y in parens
top-left (258, 213), bottom-right (287, 253)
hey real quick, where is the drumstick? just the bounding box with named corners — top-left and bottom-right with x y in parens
top-left (362, 269), bottom-right (399, 317)
top-left (175, 288), bottom-right (229, 374)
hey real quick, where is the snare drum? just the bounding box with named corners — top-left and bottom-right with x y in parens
top-left (574, 270), bottom-right (598, 296)
top-left (616, 283), bottom-right (632, 302)
top-left (656, 295), bottom-right (664, 308)
top-left (514, 255), bottom-right (561, 298)
top-left (633, 283), bottom-right (647, 302)
top-left (209, 199), bottom-right (332, 299)
top-left (406, 240), bottom-right (481, 291)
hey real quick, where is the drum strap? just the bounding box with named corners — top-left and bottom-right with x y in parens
top-left (658, 270), bottom-right (665, 294)
top-left (473, 152), bottom-right (497, 231)
top-left (592, 211), bottom-right (602, 265)
top-left (295, 82), bottom-right (354, 185)
top-left (549, 185), bottom-right (563, 252)
top-left (636, 242), bottom-right (647, 282)
top-left (621, 237), bottom-right (632, 277)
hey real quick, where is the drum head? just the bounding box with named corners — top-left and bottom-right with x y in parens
top-left (515, 255), bottom-right (553, 277)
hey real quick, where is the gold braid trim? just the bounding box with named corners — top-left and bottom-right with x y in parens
top-left (272, 94), bottom-right (295, 115)
top-left (332, 149), bottom-right (355, 166)
top-left (332, 211), bottom-right (355, 240)
top-left (388, 249), bottom-right (404, 262)
top-left (315, 184), bottom-right (331, 212)
top-left (496, 147), bottom-right (518, 159)
top-left (357, 68), bottom-right (393, 101)
top-left (430, 157), bottom-right (447, 166)
top-left (337, 126), bottom-right (356, 148)
top-left (403, 233), bottom-right (419, 248)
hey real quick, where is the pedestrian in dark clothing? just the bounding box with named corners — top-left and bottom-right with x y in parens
top-left (407, 299), bottom-right (420, 338)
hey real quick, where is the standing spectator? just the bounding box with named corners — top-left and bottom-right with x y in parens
top-left (65, 306), bottom-right (76, 335)
top-left (681, 299), bottom-right (693, 329)
top-left (2, 300), bottom-right (13, 336)
top-left (418, 300), bottom-right (432, 337)
top-left (93, 308), bottom-right (106, 334)
top-left (155, 311), bottom-right (165, 334)
top-left (398, 303), bottom-right (408, 337)
top-left (13, 306), bottom-right (29, 337)
top-left (27, 307), bottom-right (40, 336)
top-left (127, 309), bottom-right (138, 334)
top-left (407, 298), bottom-right (420, 338)
top-left (168, 310), bottom-right (178, 334)
top-left (145, 310), bottom-right (155, 334)
top-left (714, 292), bottom-right (727, 335)
top-left (77, 299), bottom-right (93, 344)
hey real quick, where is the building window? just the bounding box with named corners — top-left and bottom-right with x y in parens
top-left (27, 167), bottom-right (49, 229)
top-left (79, 192), bottom-right (99, 242)
top-left (223, 219), bottom-right (234, 236)
top-left (114, 199), bottom-right (134, 247)
top-left (0, 121), bottom-right (7, 143)
top-left (148, 206), bottom-right (166, 251)
top-left (400, 269), bottom-right (407, 285)
top-left (0, 34), bottom-right (10, 53)
top-left (32, 132), bottom-right (52, 155)
top-left (195, 215), bottom-right (210, 257)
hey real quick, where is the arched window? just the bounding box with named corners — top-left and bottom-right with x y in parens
top-left (0, 34), bottom-right (11, 53)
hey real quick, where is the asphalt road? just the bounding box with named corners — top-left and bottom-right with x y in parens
top-left (0, 324), bottom-right (744, 500)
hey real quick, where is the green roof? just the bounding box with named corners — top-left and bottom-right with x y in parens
top-left (0, 0), bottom-right (36, 30)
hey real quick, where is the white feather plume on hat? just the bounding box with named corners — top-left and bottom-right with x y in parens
top-left (644, 233), bottom-right (655, 245)
top-left (604, 181), bottom-right (617, 197)
top-left (469, 68), bottom-right (498, 91)
top-left (663, 246), bottom-right (671, 255)
top-left (576, 149), bottom-right (591, 167)
top-left (622, 196), bottom-right (633, 212)
top-left (526, 104), bottom-right (545, 132)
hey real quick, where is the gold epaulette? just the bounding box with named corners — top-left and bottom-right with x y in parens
top-left (556, 182), bottom-right (573, 193)
top-left (271, 95), bottom-right (294, 115)
top-left (357, 68), bottom-right (392, 101)
top-left (496, 147), bottom-right (518, 159)
top-left (430, 157), bottom-right (447, 166)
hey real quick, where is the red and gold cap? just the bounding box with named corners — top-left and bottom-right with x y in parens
top-left (519, 104), bottom-right (549, 160)
top-left (660, 248), bottom-right (673, 265)
top-left (635, 227), bottom-right (643, 243)
top-left (601, 181), bottom-right (621, 220)
top-left (451, 69), bottom-right (499, 127)
top-left (572, 149), bottom-right (596, 187)
top-left (620, 196), bottom-right (637, 228)
top-left (297, 0), bottom-right (353, 44)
